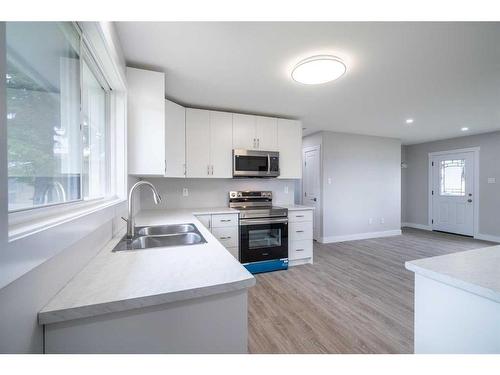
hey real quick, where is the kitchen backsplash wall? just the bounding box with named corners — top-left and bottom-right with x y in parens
top-left (139, 178), bottom-right (297, 210)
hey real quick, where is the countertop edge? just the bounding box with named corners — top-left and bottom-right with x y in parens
top-left (39, 276), bottom-right (255, 325)
top-left (405, 261), bottom-right (500, 303)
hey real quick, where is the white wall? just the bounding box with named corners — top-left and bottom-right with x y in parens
top-left (402, 130), bottom-right (500, 240)
top-left (139, 178), bottom-right (296, 210)
top-left (302, 131), bottom-right (401, 242)
top-left (0, 22), bottom-right (128, 353)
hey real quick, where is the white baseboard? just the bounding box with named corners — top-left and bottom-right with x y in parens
top-left (320, 229), bottom-right (402, 244)
top-left (474, 233), bottom-right (500, 243)
top-left (402, 222), bottom-right (432, 231)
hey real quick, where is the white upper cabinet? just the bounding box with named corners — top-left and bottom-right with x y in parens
top-left (186, 109), bottom-right (233, 178)
top-left (277, 119), bottom-right (302, 179)
top-left (232, 113), bottom-right (256, 150)
top-left (233, 114), bottom-right (278, 151)
top-left (186, 108), bottom-right (211, 178)
top-left (127, 67), bottom-right (166, 175)
top-left (255, 116), bottom-right (278, 151)
top-left (165, 99), bottom-right (186, 177)
top-left (210, 111), bottom-right (233, 178)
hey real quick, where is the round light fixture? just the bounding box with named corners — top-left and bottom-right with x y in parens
top-left (461, 127), bottom-right (469, 132)
top-left (292, 55), bottom-right (346, 85)
top-left (405, 118), bottom-right (414, 124)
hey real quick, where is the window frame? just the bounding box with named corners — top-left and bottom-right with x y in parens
top-left (7, 22), bottom-right (126, 240)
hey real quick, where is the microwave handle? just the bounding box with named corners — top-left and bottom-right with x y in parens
top-left (267, 154), bottom-right (271, 174)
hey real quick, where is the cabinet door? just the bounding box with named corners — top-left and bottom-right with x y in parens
top-left (210, 111), bottom-right (233, 178)
top-left (127, 67), bottom-right (165, 175)
top-left (255, 116), bottom-right (278, 151)
top-left (233, 113), bottom-right (256, 150)
top-left (165, 99), bottom-right (186, 177)
top-left (186, 108), bottom-right (210, 177)
top-left (277, 119), bottom-right (302, 179)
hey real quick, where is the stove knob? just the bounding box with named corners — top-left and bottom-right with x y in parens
top-left (237, 192), bottom-right (242, 197)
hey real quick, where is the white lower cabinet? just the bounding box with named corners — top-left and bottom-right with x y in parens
top-left (288, 209), bottom-right (314, 266)
top-left (195, 213), bottom-right (239, 260)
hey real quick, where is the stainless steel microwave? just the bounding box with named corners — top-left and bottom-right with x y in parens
top-left (233, 149), bottom-right (280, 178)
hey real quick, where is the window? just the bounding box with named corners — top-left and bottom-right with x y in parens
top-left (439, 159), bottom-right (466, 196)
top-left (6, 22), bottom-right (109, 212)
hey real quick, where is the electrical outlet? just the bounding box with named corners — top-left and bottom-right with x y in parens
top-left (182, 188), bottom-right (189, 197)
top-left (284, 186), bottom-right (289, 194)
top-left (368, 218), bottom-right (373, 225)
top-left (328, 178), bottom-right (332, 185)
top-left (381, 217), bottom-right (385, 224)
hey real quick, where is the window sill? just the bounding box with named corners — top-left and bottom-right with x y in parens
top-left (8, 197), bottom-right (126, 242)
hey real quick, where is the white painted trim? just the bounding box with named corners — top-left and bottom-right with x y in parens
top-left (402, 222), bottom-right (432, 231)
top-left (475, 233), bottom-right (500, 243)
top-left (428, 147), bottom-right (480, 237)
top-left (320, 229), bottom-right (402, 244)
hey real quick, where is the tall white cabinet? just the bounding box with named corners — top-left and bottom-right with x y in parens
top-left (127, 67), bottom-right (166, 175)
top-left (277, 119), bottom-right (302, 179)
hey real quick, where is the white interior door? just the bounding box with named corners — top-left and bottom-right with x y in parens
top-left (302, 146), bottom-right (321, 240)
top-left (431, 151), bottom-right (474, 236)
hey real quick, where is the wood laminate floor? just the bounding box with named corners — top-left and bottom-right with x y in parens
top-left (247, 228), bottom-right (495, 354)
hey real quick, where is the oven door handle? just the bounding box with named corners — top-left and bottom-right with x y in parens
top-left (240, 218), bottom-right (288, 226)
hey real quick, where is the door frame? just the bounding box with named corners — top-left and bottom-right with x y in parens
top-left (427, 147), bottom-right (480, 237)
top-left (302, 145), bottom-right (322, 240)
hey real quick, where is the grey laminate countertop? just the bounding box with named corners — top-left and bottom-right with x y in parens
top-left (39, 208), bottom-right (254, 325)
top-left (405, 245), bottom-right (500, 302)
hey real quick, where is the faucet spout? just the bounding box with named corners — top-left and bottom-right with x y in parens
top-left (127, 181), bottom-right (162, 238)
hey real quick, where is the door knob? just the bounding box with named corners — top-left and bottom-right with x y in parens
top-left (311, 198), bottom-right (317, 202)
top-left (467, 199), bottom-right (472, 203)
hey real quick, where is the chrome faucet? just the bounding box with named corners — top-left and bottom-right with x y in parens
top-left (125, 181), bottom-right (162, 238)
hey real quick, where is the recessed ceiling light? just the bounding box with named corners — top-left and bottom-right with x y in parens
top-left (405, 118), bottom-right (414, 124)
top-left (461, 127), bottom-right (469, 132)
top-left (291, 55), bottom-right (346, 85)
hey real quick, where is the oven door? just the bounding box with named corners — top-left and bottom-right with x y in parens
top-left (239, 217), bottom-right (288, 263)
top-left (233, 149), bottom-right (279, 177)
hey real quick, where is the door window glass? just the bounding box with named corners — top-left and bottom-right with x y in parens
top-left (439, 159), bottom-right (465, 196)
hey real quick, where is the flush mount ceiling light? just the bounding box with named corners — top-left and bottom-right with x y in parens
top-left (291, 55), bottom-right (346, 85)
top-left (461, 127), bottom-right (469, 132)
top-left (405, 118), bottom-right (414, 124)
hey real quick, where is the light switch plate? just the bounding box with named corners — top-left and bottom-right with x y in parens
top-left (182, 188), bottom-right (189, 197)
top-left (487, 177), bottom-right (496, 184)
top-left (284, 186), bottom-right (289, 194)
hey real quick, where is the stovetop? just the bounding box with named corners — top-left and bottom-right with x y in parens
top-left (228, 190), bottom-right (288, 219)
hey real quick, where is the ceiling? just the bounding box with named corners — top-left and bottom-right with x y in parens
top-left (116, 22), bottom-right (500, 145)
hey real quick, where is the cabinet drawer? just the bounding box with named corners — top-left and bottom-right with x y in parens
top-left (212, 226), bottom-right (238, 248)
top-left (289, 240), bottom-right (313, 260)
top-left (226, 246), bottom-right (239, 260)
top-left (195, 214), bottom-right (211, 229)
top-left (211, 214), bottom-right (238, 228)
top-left (288, 210), bottom-right (313, 223)
top-left (289, 221), bottom-right (313, 241)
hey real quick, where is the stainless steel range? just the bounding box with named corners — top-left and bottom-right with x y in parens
top-left (229, 191), bottom-right (288, 274)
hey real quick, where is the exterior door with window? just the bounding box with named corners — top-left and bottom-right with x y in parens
top-left (432, 152), bottom-right (474, 236)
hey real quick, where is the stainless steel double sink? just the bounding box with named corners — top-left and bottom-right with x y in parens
top-left (112, 223), bottom-right (207, 252)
